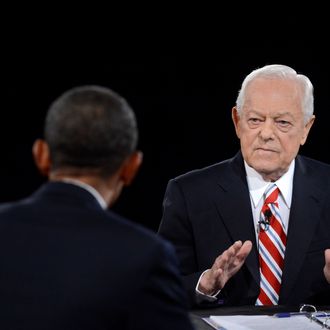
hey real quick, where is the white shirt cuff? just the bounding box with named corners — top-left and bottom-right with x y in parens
top-left (195, 269), bottom-right (221, 303)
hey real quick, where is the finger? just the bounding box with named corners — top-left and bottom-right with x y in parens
top-left (227, 240), bottom-right (243, 259)
top-left (237, 240), bottom-right (253, 259)
top-left (324, 249), bottom-right (330, 284)
top-left (213, 240), bottom-right (249, 272)
top-left (216, 241), bottom-right (242, 269)
top-left (325, 249), bottom-right (330, 266)
top-left (215, 241), bottom-right (242, 268)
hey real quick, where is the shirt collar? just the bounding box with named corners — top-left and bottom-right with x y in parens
top-left (59, 178), bottom-right (108, 210)
top-left (244, 160), bottom-right (295, 209)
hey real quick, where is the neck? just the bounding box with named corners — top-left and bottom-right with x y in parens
top-left (258, 168), bottom-right (289, 182)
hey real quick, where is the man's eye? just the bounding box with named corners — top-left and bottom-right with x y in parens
top-left (248, 118), bottom-right (261, 123)
top-left (276, 120), bottom-right (290, 127)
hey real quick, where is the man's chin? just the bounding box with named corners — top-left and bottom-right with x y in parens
top-left (250, 161), bottom-right (279, 174)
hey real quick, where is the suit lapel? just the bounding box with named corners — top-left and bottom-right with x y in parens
top-left (279, 156), bottom-right (325, 302)
top-left (213, 152), bottom-right (260, 285)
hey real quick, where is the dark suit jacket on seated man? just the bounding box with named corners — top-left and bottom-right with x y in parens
top-left (158, 64), bottom-right (330, 308)
top-left (0, 86), bottom-right (194, 329)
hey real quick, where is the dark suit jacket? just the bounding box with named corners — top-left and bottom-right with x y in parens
top-left (158, 152), bottom-right (330, 307)
top-left (0, 182), bottom-right (193, 330)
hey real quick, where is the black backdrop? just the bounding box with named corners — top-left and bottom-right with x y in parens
top-left (2, 33), bottom-right (330, 231)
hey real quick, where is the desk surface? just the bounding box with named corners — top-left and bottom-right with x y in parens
top-left (190, 305), bottom-right (330, 330)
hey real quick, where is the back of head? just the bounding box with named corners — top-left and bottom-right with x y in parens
top-left (235, 64), bottom-right (314, 123)
top-left (44, 85), bottom-right (138, 177)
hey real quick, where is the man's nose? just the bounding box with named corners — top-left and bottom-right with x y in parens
top-left (259, 119), bottom-right (275, 140)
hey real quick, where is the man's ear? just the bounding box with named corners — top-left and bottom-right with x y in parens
top-left (119, 151), bottom-right (143, 186)
top-left (232, 106), bottom-right (241, 139)
top-left (300, 115), bottom-right (315, 146)
top-left (32, 139), bottom-right (51, 177)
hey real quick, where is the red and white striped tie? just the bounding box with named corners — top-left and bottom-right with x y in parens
top-left (256, 184), bottom-right (286, 305)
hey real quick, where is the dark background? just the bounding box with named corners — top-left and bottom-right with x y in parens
top-left (2, 16), bottom-right (329, 231)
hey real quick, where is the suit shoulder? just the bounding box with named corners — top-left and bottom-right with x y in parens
top-left (296, 155), bottom-right (330, 192)
top-left (0, 197), bottom-right (31, 216)
top-left (300, 154), bottom-right (330, 166)
top-left (297, 155), bottom-right (330, 174)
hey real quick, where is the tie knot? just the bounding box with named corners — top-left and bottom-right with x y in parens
top-left (264, 184), bottom-right (279, 205)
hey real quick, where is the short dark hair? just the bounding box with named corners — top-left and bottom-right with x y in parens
top-left (44, 85), bottom-right (138, 177)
